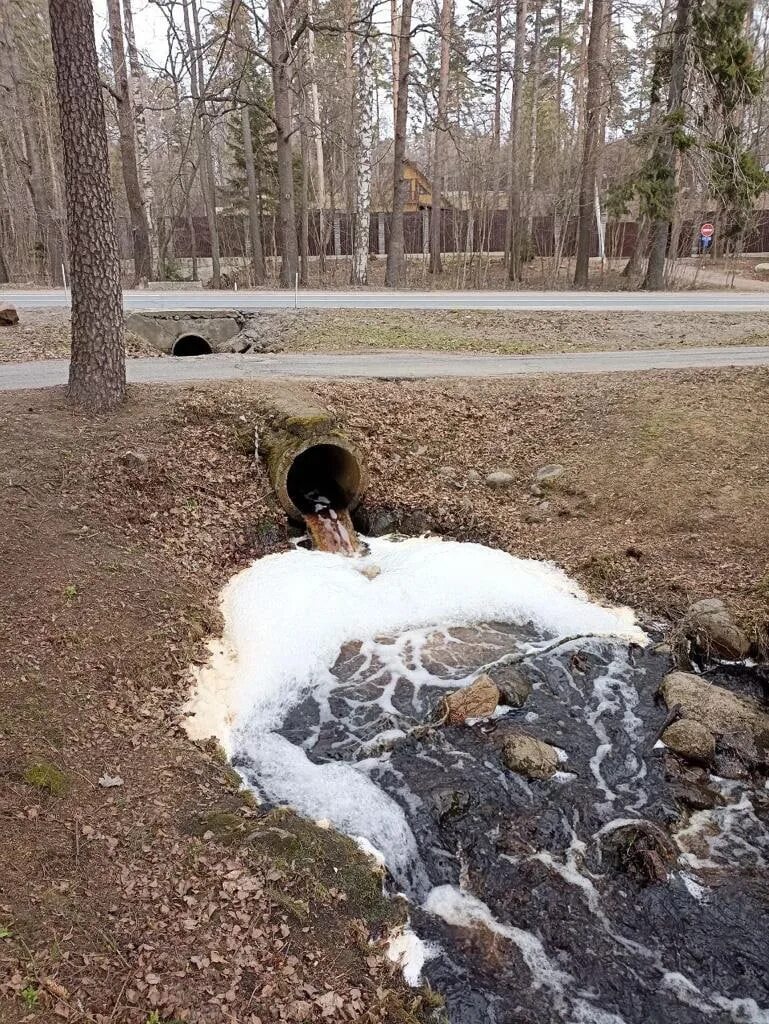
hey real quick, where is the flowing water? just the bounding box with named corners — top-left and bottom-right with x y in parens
top-left (186, 535), bottom-right (769, 1024)
top-left (301, 491), bottom-right (361, 556)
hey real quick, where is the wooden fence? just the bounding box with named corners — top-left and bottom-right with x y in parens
top-left (118, 209), bottom-right (769, 262)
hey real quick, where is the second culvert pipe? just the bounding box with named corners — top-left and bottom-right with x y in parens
top-left (256, 390), bottom-right (367, 520)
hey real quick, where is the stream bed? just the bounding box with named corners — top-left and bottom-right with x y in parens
top-left (187, 536), bottom-right (769, 1024)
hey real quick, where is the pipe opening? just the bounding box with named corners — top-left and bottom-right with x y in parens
top-left (286, 443), bottom-right (363, 514)
top-left (173, 334), bottom-right (213, 356)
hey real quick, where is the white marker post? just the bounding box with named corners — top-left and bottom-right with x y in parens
top-left (62, 262), bottom-right (70, 304)
top-left (295, 271), bottom-right (299, 309)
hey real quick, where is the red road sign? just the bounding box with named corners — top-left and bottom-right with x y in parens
top-left (700, 222), bottom-right (715, 238)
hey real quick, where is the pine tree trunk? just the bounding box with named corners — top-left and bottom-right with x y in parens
top-left (2, 12), bottom-right (62, 284)
top-left (48, 0), bottom-right (125, 412)
top-left (350, 4), bottom-right (374, 285)
top-left (524, 0), bottom-right (542, 251)
top-left (122, 0), bottom-right (158, 278)
top-left (299, 89), bottom-right (311, 286)
top-left (390, 0), bottom-right (401, 125)
top-left (106, 0), bottom-right (151, 285)
top-left (624, 0), bottom-right (674, 279)
top-left (506, 0), bottom-right (527, 281)
top-left (182, 0), bottom-right (221, 289)
top-left (574, 0), bottom-right (608, 288)
top-left (241, 104), bottom-right (266, 285)
top-left (306, 0), bottom-right (327, 274)
top-left (429, 0), bottom-right (452, 275)
top-left (268, 0), bottom-right (299, 288)
top-left (385, 0), bottom-right (413, 287)
top-left (643, 0), bottom-right (692, 291)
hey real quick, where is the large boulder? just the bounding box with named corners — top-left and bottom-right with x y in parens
top-left (684, 598), bottom-right (750, 660)
top-left (660, 671), bottom-right (769, 769)
top-left (0, 306), bottom-right (19, 326)
top-left (441, 674), bottom-right (499, 725)
top-left (501, 732), bottom-right (559, 779)
top-left (662, 718), bottom-right (715, 765)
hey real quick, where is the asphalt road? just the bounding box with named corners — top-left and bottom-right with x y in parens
top-left (4, 287), bottom-right (769, 312)
top-left (2, 345), bottom-right (768, 392)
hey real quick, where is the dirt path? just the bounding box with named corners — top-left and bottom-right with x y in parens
top-left (3, 308), bottom-right (769, 366)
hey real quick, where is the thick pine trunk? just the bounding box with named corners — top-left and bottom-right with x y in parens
top-left (574, 0), bottom-right (608, 288)
top-left (268, 0), bottom-right (299, 288)
top-left (106, 0), bottom-right (151, 285)
top-left (350, 4), bottom-right (374, 285)
top-left (385, 0), bottom-right (413, 288)
top-left (241, 104), bottom-right (266, 285)
top-left (48, 0), bottom-right (125, 412)
top-left (429, 0), bottom-right (452, 275)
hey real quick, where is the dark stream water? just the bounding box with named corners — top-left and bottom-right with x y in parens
top-left (234, 613), bottom-right (769, 1024)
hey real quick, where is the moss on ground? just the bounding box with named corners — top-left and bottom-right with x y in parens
top-left (22, 762), bottom-right (69, 797)
top-left (186, 804), bottom-right (398, 927)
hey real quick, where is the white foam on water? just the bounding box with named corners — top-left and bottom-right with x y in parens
top-left (674, 789), bottom-right (769, 871)
top-left (680, 873), bottom-right (708, 901)
top-left (569, 1001), bottom-right (630, 1024)
top-left (662, 974), bottom-right (769, 1023)
top-left (423, 884), bottom-right (571, 1000)
top-left (239, 731), bottom-right (424, 889)
top-left (188, 536), bottom-right (644, 740)
top-left (386, 924), bottom-right (437, 986)
top-left (185, 536), bottom-right (645, 882)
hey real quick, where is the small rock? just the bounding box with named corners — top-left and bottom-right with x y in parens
top-left (0, 306), bottom-right (19, 326)
top-left (359, 564), bottom-right (381, 581)
top-left (432, 787), bottom-right (470, 819)
top-left (529, 483), bottom-right (545, 498)
top-left (485, 470), bottom-right (514, 489)
top-left (441, 674), bottom-right (499, 725)
top-left (501, 732), bottom-right (559, 779)
top-left (399, 510), bottom-right (435, 535)
top-left (664, 758), bottom-right (721, 811)
top-left (466, 469), bottom-right (482, 484)
top-left (684, 597), bottom-right (750, 660)
top-left (599, 820), bottom-right (676, 884)
top-left (662, 719), bottom-right (715, 765)
top-left (366, 510), bottom-right (397, 536)
top-left (523, 509), bottom-right (547, 524)
top-left (755, 262), bottom-right (769, 276)
top-left (490, 665), bottom-right (532, 708)
top-left (534, 464), bottom-right (565, 486)
top-left (437, 465), bottom-right (456, 479)
top-left (117, 450), bottom-right (151, 477)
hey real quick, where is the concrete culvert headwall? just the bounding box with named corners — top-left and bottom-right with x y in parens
top-left (173, 334), bottom-right (213, 356)
top-left (256, 390), bottom-right (367, 520)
